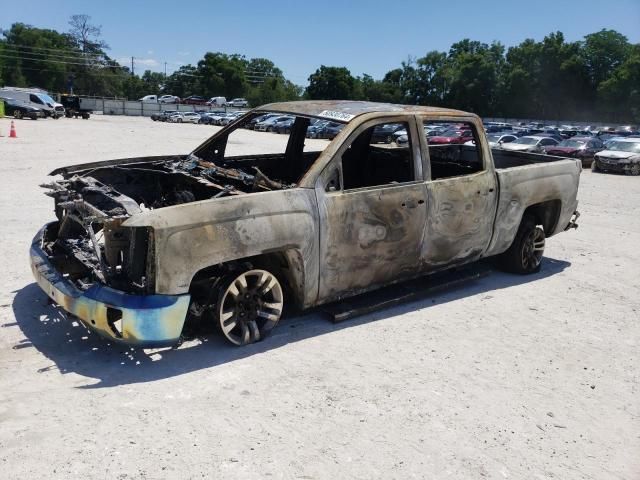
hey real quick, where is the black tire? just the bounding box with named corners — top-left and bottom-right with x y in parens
top-left (626, 164), bottom-right (640, 176)
top-left (591, 161), bottom-right (599, 173)
top-left (214, 266), bottom-right (285, 346)
top-left (497, 215), bottom-right (545, 274)
top-left (177, 118), bottom-right (183, 123)
top-left (14, 110), bottom-right (22, 120)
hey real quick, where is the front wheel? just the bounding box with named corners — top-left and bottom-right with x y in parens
top-left (14, 110), bottom-right (22, 120)
top-left (215, 268), bottom-right (284, 346)
top-left (591, 161), bottom-right (599, 173)
top-left (497, 215), bottom-right (545, 274)
top-left (626, 164), bottom-right (640, 176)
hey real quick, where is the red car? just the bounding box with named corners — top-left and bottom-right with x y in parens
top-left (181, 95), bottom-right (207, 105)
top-left (428, 129), bottom-right (474, 145)
top-left (544, 137), bottom-right (605, 167)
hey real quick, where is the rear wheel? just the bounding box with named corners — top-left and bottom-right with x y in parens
top-left (497, 215), bottom-right (545, 274)
top-left (215, 268), bottom-right (284, 346)
top-left (14, 110), bottom-right (22, 120)
top-left (591, 161), bottom-right (599, 173)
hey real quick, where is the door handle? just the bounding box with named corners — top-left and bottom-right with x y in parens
top-left (401, 199), bottom-right (425, 209)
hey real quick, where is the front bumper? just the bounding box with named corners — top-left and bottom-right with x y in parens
top-left (30, 224), bottom-right (190, 347)
top-left (594, 158), bottom-right (636, 173)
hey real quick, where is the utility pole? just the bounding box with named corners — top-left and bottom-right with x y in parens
top-left (131, 56), bottom-right (135, 76)
top-left (164, 62), bottom-right (167, 78)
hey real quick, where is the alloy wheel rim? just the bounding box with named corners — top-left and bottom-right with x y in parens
top-left (218, 270), bottom-right (283, 346)
top-left (521, 228), bottom-right (545, 270)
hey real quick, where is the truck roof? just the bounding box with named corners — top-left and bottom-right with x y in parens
top-left (257, 100), bottom-right (470, 122)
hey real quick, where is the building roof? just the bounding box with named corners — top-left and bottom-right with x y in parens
top-left (257, 100), bottom-right (468, 122)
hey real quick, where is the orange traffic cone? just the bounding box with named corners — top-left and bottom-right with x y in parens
top-left (9, 121), bottom-right (17, 138)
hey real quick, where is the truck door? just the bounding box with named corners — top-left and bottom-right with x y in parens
top-left (420, 118), bottom-right (498, 267)
top-left (315, 118), bottom-right (428, 301)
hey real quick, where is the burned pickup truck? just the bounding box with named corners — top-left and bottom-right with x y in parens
top-left (31, 101), bottom-right (580, 347)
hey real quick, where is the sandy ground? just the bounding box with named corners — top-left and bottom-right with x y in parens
top-left (0, 114), bottom-right (638, 480)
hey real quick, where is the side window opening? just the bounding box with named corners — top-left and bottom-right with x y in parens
top-left (194, 113), bottom-right (336, 186)
top-left (341, 122), bottom-right (414, 190)
top-left (424, 120), bottom-right (484, 180)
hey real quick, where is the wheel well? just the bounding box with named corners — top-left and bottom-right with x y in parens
top-left (522, 200), bottom-right (561, 235)
top-left (188, 250), bottom-right (305, 310)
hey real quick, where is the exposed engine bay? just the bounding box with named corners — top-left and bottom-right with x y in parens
top-left (40, 153), bottom-right (308, 295)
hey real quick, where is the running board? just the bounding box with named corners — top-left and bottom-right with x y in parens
top-left (322, 265), bottom-right (491, 323)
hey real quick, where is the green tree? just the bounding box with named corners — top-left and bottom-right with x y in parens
top-left (306, 66), bottom-right (358, 99)
top-left (197, 52), bottom-right (248, 99)
top-left (598, 44), bottom-right (640, 122)
top-left (583, 29), bottom-right (631, 88)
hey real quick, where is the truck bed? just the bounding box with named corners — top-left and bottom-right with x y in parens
top-left (485, 150), bottom-right (582, 257)
top-left (491, 148), bottom-right (574, 169)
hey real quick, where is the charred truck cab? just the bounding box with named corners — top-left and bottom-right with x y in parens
top-left (31, 101), bottom-right (581, 347)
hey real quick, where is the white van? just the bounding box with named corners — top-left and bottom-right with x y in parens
top-left (0, 87), bottom-right (65, 118)
top-left (139, 95), bottom-right (158, 103)
top-left (207, 96), bottom-right (227, 107)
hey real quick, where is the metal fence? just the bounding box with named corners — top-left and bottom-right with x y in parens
top-left (79, 97), bottom-right (231, 117)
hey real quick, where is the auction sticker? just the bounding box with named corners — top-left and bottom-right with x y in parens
top-left (318, 110), bottom-right (355, 122)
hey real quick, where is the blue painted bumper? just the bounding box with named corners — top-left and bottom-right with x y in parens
top-left (30, 224), bottom-right (190, 347)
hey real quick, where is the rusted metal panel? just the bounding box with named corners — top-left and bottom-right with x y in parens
top-left (257, 100), bottom-right (468, 120)
top-left (484, 159), bottom-right (581, 257)
top-left (123, 188), bottom-right (320, 306)
top-left (422, 170), bottom-right (498, 267)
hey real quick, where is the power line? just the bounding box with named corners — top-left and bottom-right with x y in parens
top-left (0, 45), bottom-right (109, 62)
top-left (0, 52), bottom-right (128, 69)
top-left (0, 42), bottom-right (107, 58)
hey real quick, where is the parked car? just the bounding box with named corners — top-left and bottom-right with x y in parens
top-left (169, 113), bottom-right (186, 123)
top-left (158, 95), bottom-right (180, 104)
top-left (313, 121), bottom-right (344, 139)
top-left (206, 96), bottom-right (227, 107)
top-left (0, 87), bottom-right (64, 118)
top-left (428, 129), bottom-right (474, 145)
top-left (219, 111), bottom-right (246, 126)
top-left (139, 95), bottom-right (158, 103)
top-left (180, 112), bottom-right (202, 124)
top-left (181, 96), bottom-right (207, 105)
top-left (500, 136), bottom-right (558, 153)
top-left (543, 137), bottom-right (604, 167)
top-left (246, 113), bottom-right (280, 130)
top-left (274, 117), bottom-right (295, 134)
top-left (305, 119), bottom-right (329, 138)
top-left (31, 100), bottom-right (581, 347)
top-left (226, 98), bottom-right (248, 108)
top-left (370, 123), bottom-right (405, 143)
top-left (204, 112), bottom-right (229, 125)
top-left (255, 115), bottom-right (292, 132)
top-left (0, 96), bottom-right (43, 120)
top-left (157, 110), bottom-right (178, 122)
top-left (465, 133), bottom-right (518, 148)
top-left (592, 138), bottom-right (640, 175)
top-left (528, 128), bottom-right (563, 142)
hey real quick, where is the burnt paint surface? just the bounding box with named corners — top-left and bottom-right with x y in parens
top-left (123, 188), bottom-right (320, 307)
top-left (422, 170), bottom-right (498, 267)
top-left (316, 183), bottom-right (428, 301)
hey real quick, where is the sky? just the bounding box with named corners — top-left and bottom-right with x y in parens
top-left (2, 0), bottom-right (639, 86)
